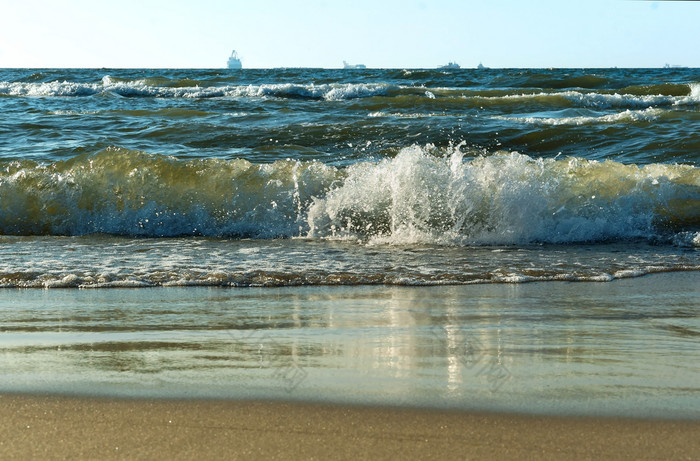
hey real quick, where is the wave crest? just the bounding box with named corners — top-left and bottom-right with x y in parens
top-left (0, 77), bottom-right (393, 100)
top-left (1, 146), bottom-right (697, 244)
top-left (307, 145), bottom-right (699, 244)
top-left (0, 147), bottom-right (338, 237)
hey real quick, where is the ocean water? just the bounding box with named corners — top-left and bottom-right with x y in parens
top-left (0, 67), bottom-right (698, 416)
top-left (0, 67), bottom-right (698, 287)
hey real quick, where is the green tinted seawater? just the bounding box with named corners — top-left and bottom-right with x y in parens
top-left (1, 67), bottom-right (699, 164)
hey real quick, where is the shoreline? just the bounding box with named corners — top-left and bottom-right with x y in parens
top-left (2, 393), bottom-right (699, 460)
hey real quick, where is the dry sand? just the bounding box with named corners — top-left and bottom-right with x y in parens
top-left (1, 394), bottom-right (698, 460)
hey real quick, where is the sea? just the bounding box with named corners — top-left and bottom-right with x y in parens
top-left (0, 67), bottom-right (698, 417)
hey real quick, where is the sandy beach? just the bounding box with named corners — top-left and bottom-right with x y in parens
top-left (1, 393), bottom-right (698, 460)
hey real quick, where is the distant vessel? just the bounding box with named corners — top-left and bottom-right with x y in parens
top-left (343, 61), bottom-right (366, 69)
top-left (477, 62), bottom-right (488, 70)
top-left (439, 62), bottom-right (460, 69)
top-left (227, 50), bottom-right (242, 69)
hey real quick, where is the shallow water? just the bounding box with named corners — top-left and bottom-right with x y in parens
top-left (0, 235), bottom-right (697, 288)
top-left (1, 273), bottom-right (698, 418)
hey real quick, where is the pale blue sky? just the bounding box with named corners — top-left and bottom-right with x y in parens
top-left (0, 0), bottom-right (698, 68)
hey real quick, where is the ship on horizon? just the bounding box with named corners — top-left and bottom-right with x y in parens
top-left (227, 50), bottom-right (242, 69)
top-left (439, 61), bottom-right (460, 69)
top-left (343, 61), bottom-right (366, 69)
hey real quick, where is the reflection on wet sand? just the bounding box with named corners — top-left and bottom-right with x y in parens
top-left (0, 272), bottom-right (698, 418)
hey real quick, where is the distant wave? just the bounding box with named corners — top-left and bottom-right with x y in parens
top-left (492, 108), bottom-right (663, 126)
top-left (1, 146), bottom-right (697, 245)
top-left (469, 89), bottom-right (698, 109)
top-left (0, 77), bottom-right (395, 101)
top-left (2, 78), bottom-right (698, 108)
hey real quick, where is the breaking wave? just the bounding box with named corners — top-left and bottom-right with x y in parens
top-left (0, 77), bottom-right (394, 100)
top-left (492, 108), bottom-right (663, 126)
top-left (470, 86), bottom-right (700, 109)
top-left (1, 77), bottom-right (698, 109)
top-left (1, 146), bottom-right (697, 245)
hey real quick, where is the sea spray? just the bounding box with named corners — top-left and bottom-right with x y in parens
top-left (307, 145), bottom-right (699, 245)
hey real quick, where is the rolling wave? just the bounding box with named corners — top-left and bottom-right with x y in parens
top-left (1, 76), bottom-right (698, 110)
top-left (492, 108), bottom-right (663, 126)
top-left (1, 146), bottom-right (697, 245)
top-left (0, 77), bottom-right (395, 100)
top-left (468, 87), bottom-right (700, 109)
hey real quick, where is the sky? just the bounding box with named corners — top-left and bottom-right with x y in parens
top-left (0, 0), bottom-right (698, 68)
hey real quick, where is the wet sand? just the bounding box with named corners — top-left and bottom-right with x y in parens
top-left (2, 272), bottom-right (699, 418)
top-left (1, 393), bottom-right (698, 460)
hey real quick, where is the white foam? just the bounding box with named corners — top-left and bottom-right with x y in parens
top-left (675, 83), bottom-right (700, 106)
top-left (562, 91), bottom-right (672, 109)
top-left (0, 81), bottom-right (101, 97)
top-left (368, 111), bottom-right (447, 118)
top-left (613, 269), bottom-right (648, 279)
top-left (0, 79), bottom-right (393, 100)
top-left (493, 107), bottom-right (662, 126)
top-left (672, 231), bottom-right (700, 247)
top-left (475, 90), bottom-right (676, 109)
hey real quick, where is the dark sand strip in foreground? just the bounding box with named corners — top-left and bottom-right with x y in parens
top-left (1, 394), bottom-right (698, 460)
